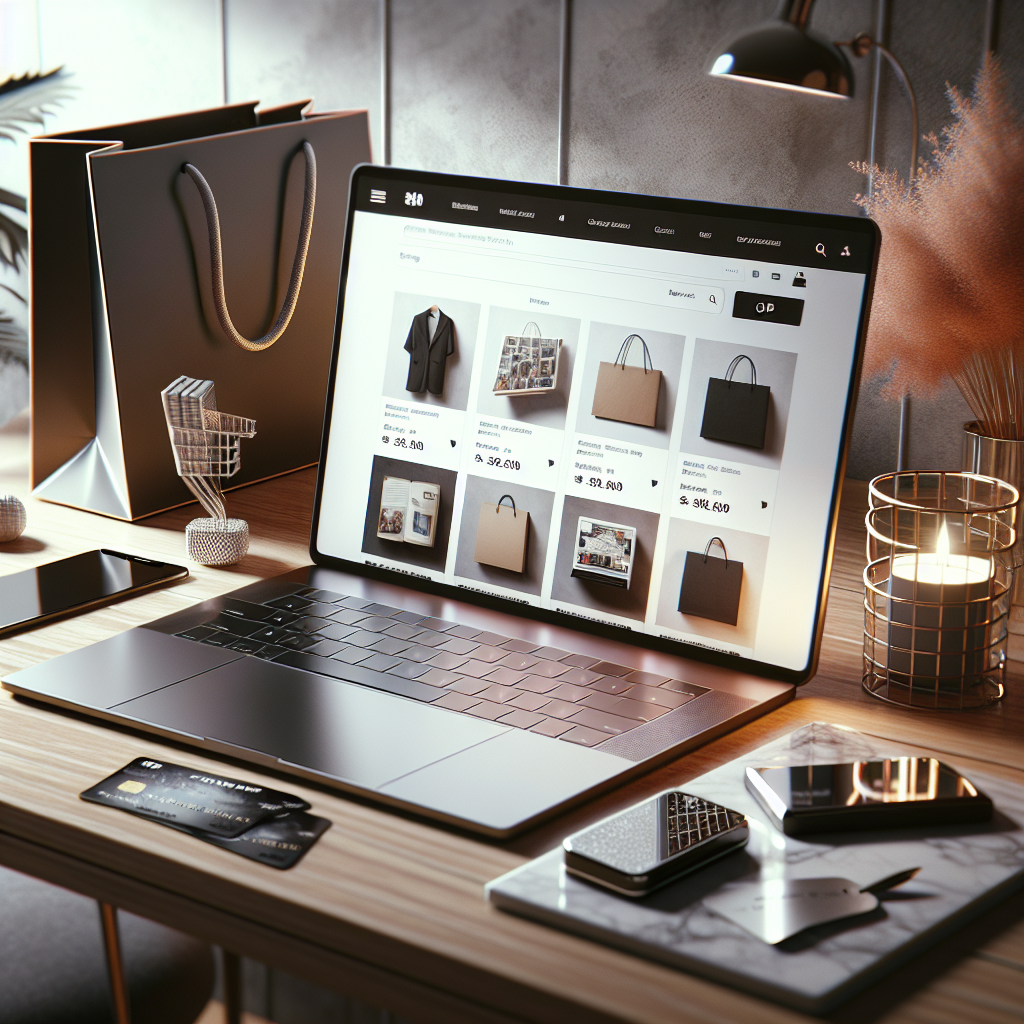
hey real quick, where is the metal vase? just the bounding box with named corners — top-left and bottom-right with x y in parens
top-left (963, 422), bottom-right (1023, 633)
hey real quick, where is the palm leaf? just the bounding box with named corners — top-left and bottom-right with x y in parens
top-left (0, 68), bottom-right (74, 143)
top-left (0, 210), bottom-right (27, 270)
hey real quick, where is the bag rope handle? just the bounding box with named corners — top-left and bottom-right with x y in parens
top-left (182, 141), bottom-right (317, 353)
top-left (724, 354), bottom-right (757, 389)
top-left (496, 494), bottom-right (517, 516)
top-left (521, 322), bottom-right (542, 338)
top-left (702, 536), bottom-right (729, 566)
top-left (614, 333), bottom-right (653, 374)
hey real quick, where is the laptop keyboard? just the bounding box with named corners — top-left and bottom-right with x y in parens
top-left (175, 585), bottom-right (709, 748)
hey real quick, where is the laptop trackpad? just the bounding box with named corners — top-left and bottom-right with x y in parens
top-left (115, 657), bottom-right (507, 789)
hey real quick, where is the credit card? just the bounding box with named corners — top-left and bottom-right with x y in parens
top-left (80, 757), bottom-right (311, 838)
top-left (181, 811), bottom-right (332, 869)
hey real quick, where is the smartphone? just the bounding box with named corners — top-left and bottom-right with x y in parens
top-left (562, 791), bottom-right (749, 897)
top-left (0, 549), bottom-right (188, 638)
top-left (745, 759), bottom-right (993, 836)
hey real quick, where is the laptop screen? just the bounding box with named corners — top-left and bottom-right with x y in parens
top-left (313, 168), bottom-right (877, 681)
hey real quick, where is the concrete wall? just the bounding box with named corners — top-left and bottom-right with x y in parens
top-left (2, 0), bottom-right (1019, 473)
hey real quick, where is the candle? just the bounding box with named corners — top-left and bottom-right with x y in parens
top-left (887, 522), bottom-right (995, 680)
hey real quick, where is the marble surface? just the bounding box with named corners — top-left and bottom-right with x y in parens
top-left (486, 724), bottom-right (1024, 1013)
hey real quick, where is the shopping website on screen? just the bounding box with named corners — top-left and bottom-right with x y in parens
top-left (317, 178), bottom-right (870, 672)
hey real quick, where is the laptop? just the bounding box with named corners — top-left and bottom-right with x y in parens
top-left (3, 167), bottom-right (878, 837)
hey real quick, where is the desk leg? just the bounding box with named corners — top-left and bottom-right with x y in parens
top-left (98, 902), bottom-right (131, 1024)
top-left (222, 949), bottom-right (242, 1024)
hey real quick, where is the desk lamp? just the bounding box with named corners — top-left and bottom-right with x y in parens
top-left (705, 0), bottom-right (918, 185)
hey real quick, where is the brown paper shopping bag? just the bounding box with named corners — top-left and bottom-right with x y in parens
top-left (591, 334), bottom-right (661, 427)
top-left (473, 495), bottom-right (530, 572)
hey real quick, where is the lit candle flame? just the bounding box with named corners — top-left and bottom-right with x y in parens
top-left (936, 520), bottom-right (950, 566)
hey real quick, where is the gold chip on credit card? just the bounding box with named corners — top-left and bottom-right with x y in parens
top-left (118, 780), bottom-right (147, 794)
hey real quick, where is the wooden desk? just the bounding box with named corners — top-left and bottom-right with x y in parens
top-left (1, 412), bottom-right (1021, 1024)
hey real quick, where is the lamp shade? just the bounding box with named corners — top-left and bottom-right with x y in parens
top-left (707, 20), bottom-right (853, 98)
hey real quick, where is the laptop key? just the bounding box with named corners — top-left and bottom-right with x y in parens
top-left (316, 622), bottom-right (359, 642)
top-left (497, 653), bottom-right (537, 672)
top-left (408, 629), bottom-right (447, 647)
top-left (589, 660), bottom-right (634, 677)
top-left (539, 698), bottom-right (582, 719)
top-left (253, 644), bottom-right (289, 660)
top-left (621, 684), bottom-right (691, 709)
top-left (354, 615), bottom-right (394, 632)
top-left (201, 632), bottom-right (237, 647)
top-left (401, 644), bottom-right (440, 663)
top-left (207, 614), bottom-right (263, 637)
top-left (337, 596), bottom-right (375, 609)
top-left (416, 616), bottom-right (458, 632)
top-left (475, 684), bottom-right (522, 704)
top-left (250, 625), bottom-right (290, 644)
top-left (370, 636), bottom-right (413, 657)
top-left (327, 608), bottom-right (371, 626)
top-left (289, 615), bottom-right (335, 634)
top-left (361, 602), bottom-right (403, 617)
top-left (221, 598), bottom-right (278, 621)
top-left (329, 646), bottom-right (375, 665)
top-left (501, 638), bottom-right (540, 654)
top-left (558, 725), bottom-right (608, 747)
top-left (507, 691), bottom-right (551, 712)
top-left (546, 682), bottom-right (589, 702)
top-left (263, 609), bottom-right (299, 627)
top-left (302, 589), bottom-right (346, 603)
top-left (624, 669), bottom-right (670, 687)
top-left (383, 622), bottom-right (427, 641)
top-left (432, 691), bottom-right (482, 713)
top-left (558, 667), bottom-right (602, 686)
top-left (391, 610), bottom-right (427, 625)
top-left (418, 668), bottom-right (463, 687)
top-left (340, 629), bottom-right (381, 648)
top-left (607, 697), bottom-right (671, 722)
top-left (470, 630), bottom-right (510, 646)
top-left (465, 700), bottom-right (509, 721)
top-left (497, 708), bottom-right (546, 730)
top-left (445, 624), bottom-right (482, 640)
top-left (447, 677), bottom-right (490, 696)
top-left (272, 651), bottom-right (445, 701)
top-left (590, 675), bottom-right (633, 695)
top-left (467, 644), bottom-right (506, 663)
top-left (531, 646), bottom-right (572, 661)
top-left (562, 654), bottom-right (601, 669)
top-left (176, 626), bottom-right (215, 642)
top-left (276, 632), bottom-right (320, 651)
top-left (529, 718), bottom-right (573, 738)
top-left (517, 675), bottom-right (562, 694)
top-left (456, 659), bottom-right (497, 679)
top-left (304, 638), bottom-right (350, 658)
top-left (265, 595), bottom-right (313, 612)
top-left (359, 653), bottom-right (401, 672)
top-left (425, 652), bottom-right (469, 671)
top-left (484, 666), bottom-right (526, 686)
top-left (661, 679), bottom-right (710, 697)
top-left (436, 637), bottom-right (479, 656)
top-left (386, 660), bottom-right (432, 680)
top-left (527, 660), bottom-right (570, 679)
top-left (228, 638), bottom-right (265, 656)
top-left (566, 707), bottom-right (637, 735)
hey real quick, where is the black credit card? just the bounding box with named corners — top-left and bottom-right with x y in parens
top-left (80, 758), bottom-right (311, 838)
top-left (179, 810), bottom-right (332, 869)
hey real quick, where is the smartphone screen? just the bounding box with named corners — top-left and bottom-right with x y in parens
top-left (0, 549), bottom-right (188, 637)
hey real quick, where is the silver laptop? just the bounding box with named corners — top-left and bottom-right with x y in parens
top-left (3, 168), bottom-right (878, 836)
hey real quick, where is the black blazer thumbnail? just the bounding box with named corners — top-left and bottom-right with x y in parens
top-left (404, 308), bottom-right (454, 395)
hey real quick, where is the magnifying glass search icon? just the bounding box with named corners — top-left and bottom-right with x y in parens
top-left (815, 243), bottom-right (826, 256)
top-left (709, 294), bottom-right (717, 304)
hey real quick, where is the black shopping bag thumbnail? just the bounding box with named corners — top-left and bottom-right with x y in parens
top-left (678, 537), bottom-right (743, 626)
top-left (699, 354), bottom-right (770, 449)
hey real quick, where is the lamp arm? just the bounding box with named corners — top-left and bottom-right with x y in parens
top-left (838, 33), bottom-right (918, 183)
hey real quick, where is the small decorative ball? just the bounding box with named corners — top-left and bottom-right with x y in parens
top-left (185, 517), bottom-right (249, 567)
top-left (0, 495), bottom-right (26, 542)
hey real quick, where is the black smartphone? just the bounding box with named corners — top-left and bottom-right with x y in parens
top-left (562, 791), bottom-right (749, 898)
top-left (0, 549), bottom-right (188, 638)
top-left (745, 759), bottom-right (993, 836)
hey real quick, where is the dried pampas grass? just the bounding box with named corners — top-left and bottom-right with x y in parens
top-left (854, 55), bottom-right (1023, 441)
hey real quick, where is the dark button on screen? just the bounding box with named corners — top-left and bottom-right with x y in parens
top-left (732, 291), bottom-right (804, 326)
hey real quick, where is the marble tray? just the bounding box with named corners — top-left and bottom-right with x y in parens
top-left (486, 723), bottom-right (1024, 1013)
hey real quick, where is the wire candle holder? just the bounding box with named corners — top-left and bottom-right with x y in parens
top-left (863, 471), bottom-right (1018, 710)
